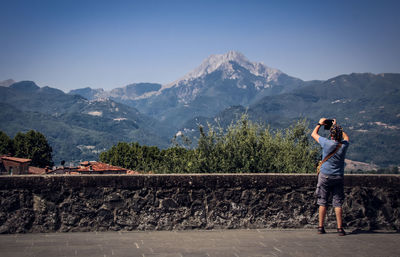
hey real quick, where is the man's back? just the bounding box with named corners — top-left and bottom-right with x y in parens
top-left (318, 137), bottom-right (349, 176)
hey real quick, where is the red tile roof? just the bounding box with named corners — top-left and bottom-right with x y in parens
top-left (76, 161), bottom-right (130, 173)
top-left (1, 156), bottom-right (31, 163)
top-left (28, 166), bottom-right (46, 175)
top-left (80, 161), bottom-right (90, 166)
top-left (127, 170), bottom-right (140, 175)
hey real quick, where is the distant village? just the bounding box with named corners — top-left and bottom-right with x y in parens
top-left (0, 155), bottom-right (140, 175)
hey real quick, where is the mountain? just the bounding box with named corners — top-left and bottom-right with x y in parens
top-left (70, 51), bottom-right (311, 128)
top-left (3, 53), bottom-right (399, 168)
top-left (69, 87), bottom-right (107, 101)
top-left (136, 51), bottom-right (309, 127)
top-left (69, 83), bottom-right (162, 102)
top-left (0, 79), bottom-right (15, 87)
top-left (109, 83), bottom-right (162, 100)
top-left (1, 81), bottom-right (87, 115)
top-left (183, 73), bottom-right (400, 167)
top-left (0, 81), bottom-right (172, 165)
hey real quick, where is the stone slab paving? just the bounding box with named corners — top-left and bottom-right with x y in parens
top-left (0, 229), bottom-right (399, 257)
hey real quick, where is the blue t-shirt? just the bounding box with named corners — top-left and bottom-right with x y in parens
top-left (318, 137), bottom-right (349, 176)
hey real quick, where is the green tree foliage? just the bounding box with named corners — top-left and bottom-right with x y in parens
top-left (100, 115), bottom-right (320, 173)
top-left (99, 142), bottom-right (162, 172)
top-left (13, 130), bottom-right (54, 168)
top-left (0, 130), bottom-right (14, 155)
top-left (191, 116), bottom-right (320, 173)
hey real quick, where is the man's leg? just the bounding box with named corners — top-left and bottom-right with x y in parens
top-left (332, 177), bottom-right (344, 229)
top-left (335, 207), bottom-right (343, 228)
top-left (319, 205), bottom-right (327, 227)
top-left (316, 175), bottom-right (328, 233)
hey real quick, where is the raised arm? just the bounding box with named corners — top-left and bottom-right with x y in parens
top-left (311, 118), bottom-right (326, 143)
top-left (342, 131), bottom-right (349, 142)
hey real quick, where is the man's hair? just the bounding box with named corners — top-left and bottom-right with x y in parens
top-left (330, 125), bottom-right (343, 141)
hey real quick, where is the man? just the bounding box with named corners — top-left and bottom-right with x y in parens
top-left (311, 118), bottom-right (350, 236)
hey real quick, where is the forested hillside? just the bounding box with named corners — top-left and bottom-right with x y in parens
top-left (0, 81), bottom-right (171, 165)
top-left (181, 73), bottom-right (400, 167)
top-left (1, 71), bottom-right (399, 168)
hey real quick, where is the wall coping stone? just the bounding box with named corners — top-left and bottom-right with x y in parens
top-left (0, 174), bottom-right (399, 190)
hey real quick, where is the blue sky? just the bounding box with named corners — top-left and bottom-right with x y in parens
top-left (1, 0), bottom-right (399, 91)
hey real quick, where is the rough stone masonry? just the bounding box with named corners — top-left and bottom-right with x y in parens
top-left (0, 174), bottom-right (399, 233)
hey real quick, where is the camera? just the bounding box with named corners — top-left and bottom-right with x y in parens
top-left (324, 119), bottom-right (334, 130)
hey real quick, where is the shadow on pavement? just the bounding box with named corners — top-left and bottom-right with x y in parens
top-left (348, 229), bottom-right (400, 235)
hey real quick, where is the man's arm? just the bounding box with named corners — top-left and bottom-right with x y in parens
top-left (311, 118), bottom-right (326, 143)
top-left (342, 131), bottom-right (349, 142)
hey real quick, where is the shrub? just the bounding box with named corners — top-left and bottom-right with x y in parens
top-left (100, 115), bottom-right (320, 173)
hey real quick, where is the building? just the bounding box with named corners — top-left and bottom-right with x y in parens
top-left (0, 156), bottom-right (31, 175)
top-left (48, 166), bottom-right (79, 175)
top-left (28, 166), bottom-right (48, 175)
top-left (75, 161), bottom-right (138, 174)
top-left (0, 156), bottom-right (139, 175)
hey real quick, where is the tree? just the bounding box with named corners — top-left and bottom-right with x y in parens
top-left (99, 142), bottom-right (162, 172)
top-left (191, 115), bottom-right (320, 173)
top-left (13, 130), bottom-right (53, 168)
top-left (0, 131), bottom-right (14, 155)
top-left (100, 115), bottom-right (320, 174)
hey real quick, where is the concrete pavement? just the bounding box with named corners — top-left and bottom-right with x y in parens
top-left (0, 229), bottom-right (399, 257)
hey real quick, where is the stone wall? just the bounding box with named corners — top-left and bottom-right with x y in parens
top-left (0, 174), bottom-right (399, 233)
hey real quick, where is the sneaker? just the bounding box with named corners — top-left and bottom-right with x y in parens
top-left (337, 227), bottom-right (346, 236)
top-left (318, 226), bottom-right (326, 234)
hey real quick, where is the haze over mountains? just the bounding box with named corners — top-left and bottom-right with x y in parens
top-left (0, 81), bottom-right (171, 164)
top-left (70, 51), bottom-right (313, 128)
top-left (0, 79), bottom-right (15, 87)
top-left (1, 51), bottom-right (399, 167)
top-left (182, 73), bottom-right (400, 167)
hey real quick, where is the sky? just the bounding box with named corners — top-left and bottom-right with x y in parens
top-left (1, 0), bottom-right (399, 92)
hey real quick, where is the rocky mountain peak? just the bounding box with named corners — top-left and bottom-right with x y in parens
top-left (165, 51), bottom-right (282, 89)
top-left (182, 51), bottom-right (252, 80)
top-left (0, 79), bottom-right (15, 87)
top-left (9, 81), bottom-right (40, 91)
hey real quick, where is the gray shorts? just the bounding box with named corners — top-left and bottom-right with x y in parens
top-left (316, 174), bottom-right (344, 207)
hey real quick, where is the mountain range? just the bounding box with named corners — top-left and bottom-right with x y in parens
top-left (70, 51), bottom-right (315, 128)
top-left (180, 73), bottom-right (400, 167)
top-left (1, 51), bottom-right (399, 168)
top-left (0, 81), bottom-right (171, 165)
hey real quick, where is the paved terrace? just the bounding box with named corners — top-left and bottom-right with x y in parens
top-left (1, 229), bottom-right (399, 257)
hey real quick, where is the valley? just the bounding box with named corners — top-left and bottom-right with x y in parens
top-left (1, 51), bottom-right (399, 168)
